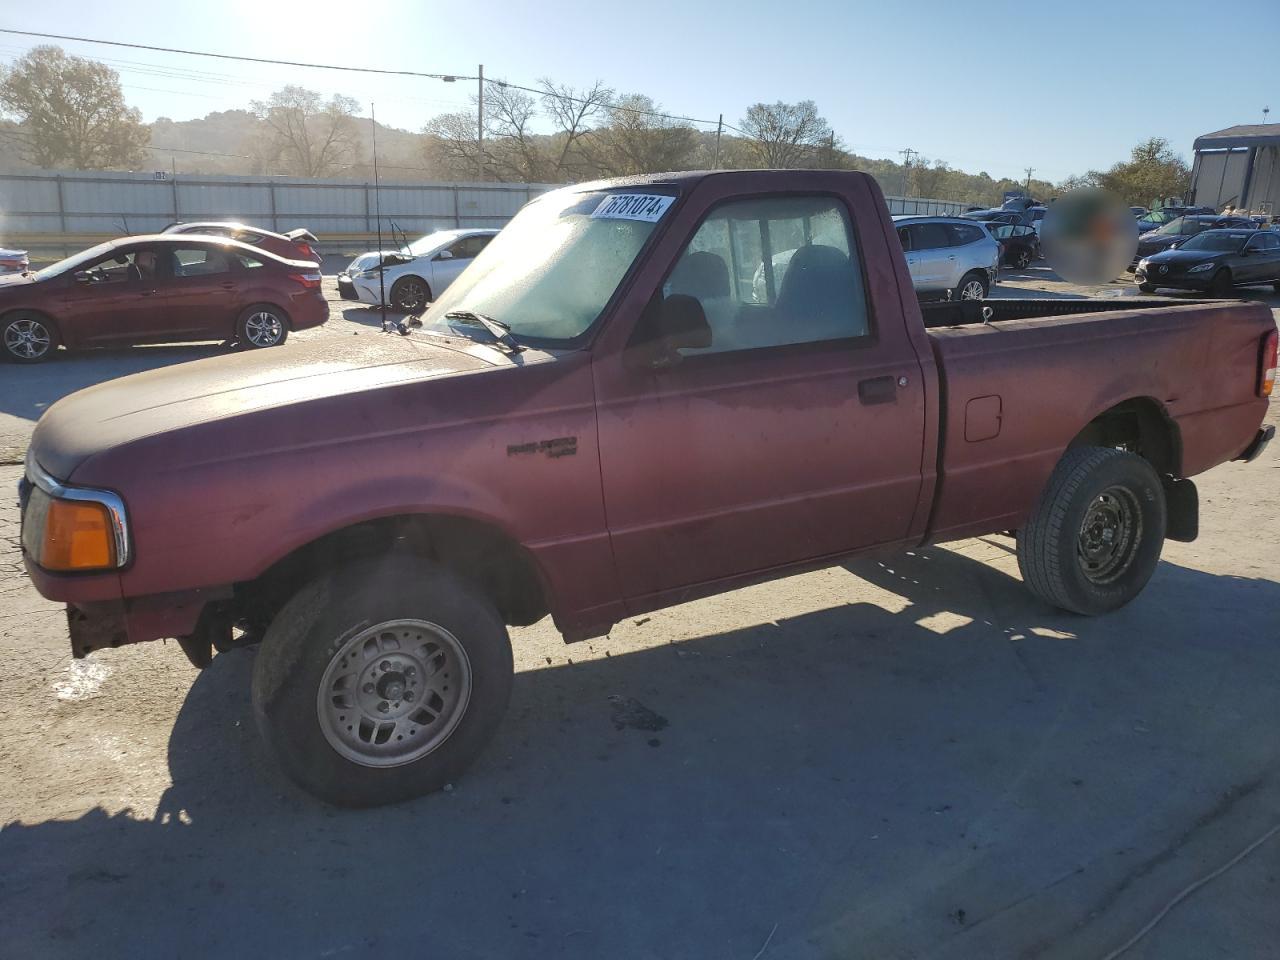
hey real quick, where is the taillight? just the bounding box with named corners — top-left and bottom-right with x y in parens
top-left (296, 243), bottom-right (319, 262)
top-left (1261, 328), bottom-right (1278, 398)
top-left (288, 272), bottom-right (323, 289)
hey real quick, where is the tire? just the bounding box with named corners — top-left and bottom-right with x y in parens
top-left (251, 557), bottom-right (513, 807)
top-left (236, 304), bottom-right (289, 349)
top-left (955, 271), bottom-right (989, 301)
top-left (2, 312), bottom-right (59, 363)
top-left (1138, 282), bottom-right (1157, 293)
top-left (389, 276), bottom-right (430, 313)
top-left (1013, 248), bottom-right (1032, 270)
top-left (1210, 269), bottom-right (1234, 297)
top-left (1272, 281), bottom-right (1280, 293)
top-left (1016, 446), bottom-right (1166, 616)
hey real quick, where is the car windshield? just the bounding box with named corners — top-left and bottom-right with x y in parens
top-left (31, 240), bottom-right (121, 280)
top-left (405, 233), bottom-right (449, 257)
top-left (1177, 232), bottom-right (1249, 252)
top-left (421, 188), bottom-right (675, 344)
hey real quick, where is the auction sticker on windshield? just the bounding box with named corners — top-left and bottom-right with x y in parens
top-left (591, 194), bottom-right (675, 222)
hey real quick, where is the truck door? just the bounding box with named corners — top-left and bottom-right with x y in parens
top-left (593, 192), bottom-right (927, 602)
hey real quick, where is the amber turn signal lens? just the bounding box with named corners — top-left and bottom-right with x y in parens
top-left (41, 498), bottom-right (116, 571)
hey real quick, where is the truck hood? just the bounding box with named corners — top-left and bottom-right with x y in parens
top-left (30, 333), bottom-right (498, 480)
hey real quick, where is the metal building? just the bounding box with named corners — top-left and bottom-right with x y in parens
top-left (1190, 124), bottom-right (1280, 214)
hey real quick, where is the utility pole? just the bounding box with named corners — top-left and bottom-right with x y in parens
top-left (477, 64), bottom-right (485, 179)
top-left (1024, 166), bottom-right (1034, 195)
top-left (713, 114), bottom-right (723, 169)
top-left (899, 148), bottom-right (917, 195)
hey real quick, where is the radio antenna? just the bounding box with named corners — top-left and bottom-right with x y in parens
top-left (372, 102), bottom-right (389, 332)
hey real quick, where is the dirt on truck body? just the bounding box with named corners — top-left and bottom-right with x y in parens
top-left (17, 169), bottom-right (1277, 806)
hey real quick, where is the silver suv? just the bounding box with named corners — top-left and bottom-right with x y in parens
top-left (893, 216), bottom-right (1000, 301)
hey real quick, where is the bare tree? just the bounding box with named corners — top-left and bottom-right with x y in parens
top-left (587, 95), bottom-right (698, 177)
top-left (250, 86), bottom-right (362, 177)
top-left (539, 79), bottom-right (614, 179)
top-left (738, 100), bottom-right (833, 168)
top-left (0, 45), bottom-right (150, 170)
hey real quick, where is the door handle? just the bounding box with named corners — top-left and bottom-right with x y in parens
top-left (140, 289), bottom-right (157, 297)
top-left (858, 375), bottom-right (899, 406)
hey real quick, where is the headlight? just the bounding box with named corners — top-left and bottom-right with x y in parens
top-left (21, 458), bottom-right (128, 572)
top-left (357, 267), bottom-right (382, 279)
top-left (1187, 262), bottom-right (1215, 273)
top-left (1137, 259), bottom-right (1149, 269)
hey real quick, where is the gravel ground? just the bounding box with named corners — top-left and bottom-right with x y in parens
top-left (1, 273), bottom-right (1278, 959)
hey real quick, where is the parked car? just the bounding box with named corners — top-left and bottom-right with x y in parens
top-left (1135, 209), bottom-right (1177, 233)
top-left (0, 235), bottom-right (326, 362)
top-left (162, 222), bottom-right (321, 265)
top-left (0, 247), bottom-right (29, 274)
top-left (19, 169), bottom-right (1275, 806)
top-left (340, 229), bottom-right (499, 312)
top-left (1131, 215), bottom-right (1256, 269)
top-left (1136, 228), bottom-right (1280, 295)
top-left (987, 222), bottom-right (1040, 268)
top-left (1130, 206), bottom-right (1150, 219)
top-left (894, 216), bottom-right (1000, 299)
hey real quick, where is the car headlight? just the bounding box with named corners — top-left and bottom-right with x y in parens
top-left (356, 268), bottom-right (382, 279)
top-left (1187, 262), bottom-right (1215, 273)
top-left (1137, 259), bottom-right (1149, 269)
top-left (21, 456), bottom-right (128, 572)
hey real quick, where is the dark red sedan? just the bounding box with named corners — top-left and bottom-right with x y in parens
top-left (1, 235), bottom-right (327, 363)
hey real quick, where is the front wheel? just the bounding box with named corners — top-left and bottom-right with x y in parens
top-left (236, 304), bottom-right (289, 348)
top-left (251, 558), bottom-right (513, 807)
top-left (390, 276), bottom-right (430, 313)
top-left (1016, 446), bottom-right (1166, 615)
top-left (1138, 282), bottom-right (1157, 293)
top-left (2, 313), bottom-right (58, 363)
top-left (955, 272), bottom-right (989, 301)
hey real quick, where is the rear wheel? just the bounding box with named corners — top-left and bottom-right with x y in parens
top-left (236, 304), bottom-right (289, 349)
top-left (1016, 446), bottom-right (1166, 615)
top-left (955, 271), bottom-right (989, 301)
top-left (390, 276), bottom-right (430, 313)
top-left (2, 313), bottom-right (58, 363)
top-left (1013, 248), bottom-right (1032, 269)
top-left (251, 557), bottom-right (513, 807)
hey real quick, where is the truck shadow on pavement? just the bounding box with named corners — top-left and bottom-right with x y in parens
top-left (4, 548), bottom-right (1280, 959)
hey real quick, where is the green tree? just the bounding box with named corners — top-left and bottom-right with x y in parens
top-left (738, 100), bottom-right (834, 168)
top-left (0, 45), bottom-right (150, 170)
top-left (1063, 137), bottom-right (1190, 206)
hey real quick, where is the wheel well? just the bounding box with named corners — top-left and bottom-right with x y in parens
top-left (1068, 398), bottom-right (1181, 475)
top-left (2, 307), bottom-right (60, 335)
top-left (234, 514), bottom-right (549, 632)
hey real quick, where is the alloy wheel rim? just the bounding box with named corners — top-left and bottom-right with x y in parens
top-left (961, 280), bottom-right (985, 300)
top-left (1077, 486), bottom-right (1142, 584)
top-left (398, 281), bottom-right (425, 311)
top-left (4, 318), bottom-right (51, 359)
top-left (316, 618), bottom-right (473, 768)
top-left (245, 311), bottom-right (283, 346)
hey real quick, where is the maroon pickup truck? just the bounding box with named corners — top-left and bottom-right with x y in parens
top-left (18, 171), bottom-right (1277, 806)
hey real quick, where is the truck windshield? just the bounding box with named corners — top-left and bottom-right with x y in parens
top-left (421, 188), bottom-right (676, 344)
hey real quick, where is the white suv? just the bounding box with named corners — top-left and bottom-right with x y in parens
top-left (892, 216), bottom-right (1001, 301)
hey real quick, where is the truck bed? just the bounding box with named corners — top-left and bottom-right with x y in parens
top-left (920, 298), bottom-right (1274, 543)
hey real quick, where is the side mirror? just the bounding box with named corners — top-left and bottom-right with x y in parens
top-left (625, 294), bottom-right (712, 370)
top-left (73, 270), bottom-right (92, 284)
top-left (1168, 240), bottom-right (1181, 248)
top-left (435, 250), bottom-right (454, 261)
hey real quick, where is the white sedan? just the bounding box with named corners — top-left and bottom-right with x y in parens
top-left (338, 229), bottom-right (499, 313)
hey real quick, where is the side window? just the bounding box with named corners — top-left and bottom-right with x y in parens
top-left (236, 253), bottom-right (266, 269)
top-left (990, 224), bottom-right (1015, 240)
top-left (76, 249), bottom-right (149, 284)
top-left (448, 235), bottom-right (489, 260)
top-left (947, 223), bottom-right (985, 244)
top-left (662, 194), bottom-right (870, 356)
top-left (170, 246), bottom-right (232, 278)
top-left (463, 234), bottom-right (492, 258)
top-left (232, 230), bottom-right (264, 246)
top-left (907, 222), bottom-right (951, 250)
top-left (897, 226), bottom-right (911, 251)
top-left (1250, 233), bottom-right (1279, 251)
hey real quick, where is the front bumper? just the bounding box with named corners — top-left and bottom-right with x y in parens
top-left (350, 276), bottom-right (385, 305)
top-left (336, 274), bottom-right (359, 300)
top-left (1134, 265), bottom-right (1211, 291)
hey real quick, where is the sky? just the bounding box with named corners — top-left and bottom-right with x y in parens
top-left (0, 0), bottom-right (1274, 183)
